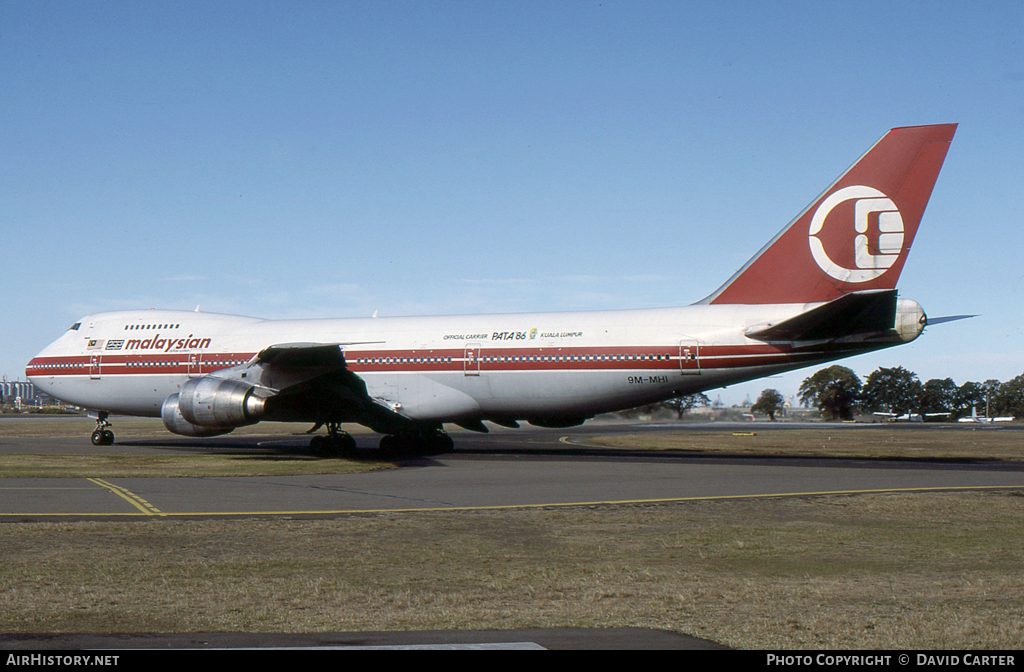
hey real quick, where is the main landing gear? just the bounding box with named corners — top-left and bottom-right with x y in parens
top-left (90, 412), bottom-right (114, 446)
top-left (309, 422), bottom-right (358, 455)
top-left (307, 423), bottom-right (455, 457)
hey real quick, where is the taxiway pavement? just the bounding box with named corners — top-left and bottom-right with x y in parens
top-left (2, 423), bottom-right (1022, 519)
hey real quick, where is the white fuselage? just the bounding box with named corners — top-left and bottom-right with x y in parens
top-left (27, 302), bottom-right (905, 426)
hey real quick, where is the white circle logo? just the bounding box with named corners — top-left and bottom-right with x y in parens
top-left (808, 185), bottom-right (904, 283)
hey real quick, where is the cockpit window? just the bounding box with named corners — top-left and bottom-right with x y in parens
top-left (69, 322), bottom-right (81, 331)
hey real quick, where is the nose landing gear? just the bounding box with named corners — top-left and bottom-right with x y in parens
top-left (90, 412), bottom-right (115, 446)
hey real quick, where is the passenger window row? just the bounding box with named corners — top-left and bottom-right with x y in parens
top-left (351, 353), bottom-right (671, 365)
top-left (353, 356), bottom-right (454, 365)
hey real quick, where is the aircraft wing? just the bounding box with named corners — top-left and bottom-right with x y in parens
top-left (256, 342), bottom-right (350, 368)
top-left (745, 290), bottom-right (898, 343)
top-left (243, 341), bottom-right (411, 434)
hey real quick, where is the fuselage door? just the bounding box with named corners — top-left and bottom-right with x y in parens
top-left (89, 354), bottom-right (102, 380)
top-left (464, 343), bottom-right (481, 376)
top-left (187, 353), bottom-right (203, 378)
top-left (679, 340), bottom-right (701, 375)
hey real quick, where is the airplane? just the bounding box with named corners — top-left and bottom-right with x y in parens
top-left (872, 412), bottom-right (949, 423)
top-left (958, 407), bottom-right (1014, 424)
top-left (27, 123), bottom-right (958, 455)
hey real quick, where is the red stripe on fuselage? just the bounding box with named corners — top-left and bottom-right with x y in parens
top-left (25, 342), bottom-right (811, 378)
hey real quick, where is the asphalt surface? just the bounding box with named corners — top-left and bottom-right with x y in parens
top-left (2, 421), bottom-right (1024, 519)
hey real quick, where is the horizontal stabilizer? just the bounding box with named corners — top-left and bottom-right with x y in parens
top-left (925, 314), bottom-right (977, 326)
top-left (745, 290), bottom-right (897, 342)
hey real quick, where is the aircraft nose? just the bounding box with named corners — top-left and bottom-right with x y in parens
top-left (26, 346), bottom-right (51, 380)
top-left (26, 328), bottom-right (74, 380)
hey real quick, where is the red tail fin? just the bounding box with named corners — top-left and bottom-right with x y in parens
top-left (703, 124), bottom-right (956, 305)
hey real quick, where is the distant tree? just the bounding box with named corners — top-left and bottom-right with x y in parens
top-left (799, 366), bottom-right (862, 421)
top-left (664, 393), bottom-right (711, 419)
top-left (992, 374), bottom-right (1024, 419)
top-left (982, 379), bottom-right (1003, 416)
top-left (919, 378), bottom-right (959, 419)
top-left (751, 388), bottom-right (785, 421)
top-left (861, 366), bottom-right (923, 418)
top-left (955, 381), bottom-right (988, 419)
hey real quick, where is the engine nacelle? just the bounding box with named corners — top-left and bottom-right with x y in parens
top-left (161, 377), bottom-right (270, 437)
top-left (178, 377), bottom-right (269, 428)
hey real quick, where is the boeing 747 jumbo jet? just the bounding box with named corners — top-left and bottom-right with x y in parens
top-left (28, 124), bottom-right (957, 455)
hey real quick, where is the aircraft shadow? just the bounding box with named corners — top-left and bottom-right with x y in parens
top-left (111, 435), bottom-right (1024, 473)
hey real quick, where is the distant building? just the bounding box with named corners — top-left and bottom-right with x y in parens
top-left (1, 380), bottom-right (38, 404)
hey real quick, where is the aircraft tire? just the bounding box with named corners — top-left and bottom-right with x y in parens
top-left (309, 435), bottom-right (327, 452)
top-left (321, 433), bottom-right (357, 456)
top-left (339, 433), bottom-right (357, 453)
top-left (90, 430), bottom-right (114, 446)
top-left (378, 434), bottom-right (400, 456)
top-left (423, 433), bottom-right (454, 456)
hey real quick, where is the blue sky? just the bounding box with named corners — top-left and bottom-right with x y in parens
top-left (2, 1), bottom-right (1022, 405)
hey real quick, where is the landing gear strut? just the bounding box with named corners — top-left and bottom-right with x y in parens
top-left (90, 412), bottom-right (114, 446)
top-left (309, 422), bottom-right (357, 455)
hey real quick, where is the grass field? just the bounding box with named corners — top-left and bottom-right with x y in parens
top-left (0, 417), bottom-right (344, 438)
top-left (2, 491), bottom-right (1023, 648)
top-left (586, 426), bottom-right (1024, 462)
top-left (0, 418), bottom-right (387, 477)
top-left (1, 420), bottom-right (1023, 648)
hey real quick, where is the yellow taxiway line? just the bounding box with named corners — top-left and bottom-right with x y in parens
top-left (0, 484), bottom-right (1021, 518)
top-left (86, 477), bottom-right (165, 516)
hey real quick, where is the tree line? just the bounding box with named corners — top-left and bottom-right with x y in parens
top-left (792, 365), bottom-right (1024, 421)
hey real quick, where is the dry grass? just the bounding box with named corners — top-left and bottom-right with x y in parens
top-left (0, 418), bottom-right (387, 477)
top-left (2, 491), bottom-right (1023, 649)
top-left (0, 418), bottom-right (359, 439)
top-left (587, 427), bottom-right (1024, 462)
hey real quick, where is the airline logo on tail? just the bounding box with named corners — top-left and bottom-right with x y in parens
top-left (809, 185), bottom-right (904, 283)
top-left (702, 123), bottom-right (957, 305)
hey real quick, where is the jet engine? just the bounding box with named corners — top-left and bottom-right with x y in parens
top-left (161, 377), bottom-right (270, 437)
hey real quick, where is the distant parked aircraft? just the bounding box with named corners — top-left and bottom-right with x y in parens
top-left (958, 407), bottom-right (1014, 424)
top-left (872, 412), bottom-right (951, 423)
